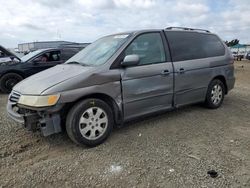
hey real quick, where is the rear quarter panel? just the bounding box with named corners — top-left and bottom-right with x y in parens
top-left (174, 53), bottom-right (233, 106)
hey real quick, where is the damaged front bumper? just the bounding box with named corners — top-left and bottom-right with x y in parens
top-left (7, 94), bottom-right (63, 136)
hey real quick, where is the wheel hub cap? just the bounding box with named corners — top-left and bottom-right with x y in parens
top-left (79, 107), bottom-right (108, 140)
top-left (211, 84), bottom-right (222, 105)
top-left (6, 79), bottom-right (18, 90)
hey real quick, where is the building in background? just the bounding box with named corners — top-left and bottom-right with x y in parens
top-left (18, 41), bottom-right (90, 53)
top-left (230, 44), bottom-right (250, 54)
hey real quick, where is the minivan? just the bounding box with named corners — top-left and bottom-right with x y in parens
top-left (7, 27), bottom-right (235, 147)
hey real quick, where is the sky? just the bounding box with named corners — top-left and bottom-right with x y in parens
top-left (0, 0), bottom-right (250, 48)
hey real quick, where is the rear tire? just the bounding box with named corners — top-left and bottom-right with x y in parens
top-left (0, 73), bottom-right (23, 93)
top-left (205, 79), bottom-right (225, 109)
top-left (66, 98), bottom-right (114, 147)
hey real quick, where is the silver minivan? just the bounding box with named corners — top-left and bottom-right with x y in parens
top-left (7, 27), bottom-right (235, 146)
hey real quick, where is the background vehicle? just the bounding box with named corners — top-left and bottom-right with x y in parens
top-left (0, 47), bottom-right (83, 93)
top-left (232, 51), bottom-right (244, 61)
top-left (7, 27), bottom-right (235, 147)
top-left (245, 52), bottom-right (250, 60)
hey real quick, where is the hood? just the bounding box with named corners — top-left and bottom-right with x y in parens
top-left (13, 64), bottom-right (94, 95)
top-left (0, 59), bottom-right (20, 66)
top-left (0, 45), bottom-right (21, 63)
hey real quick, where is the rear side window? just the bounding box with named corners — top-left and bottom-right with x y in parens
top-left (33, 51), bottom-right (61, 63)
top-left (61, 48), bottom-right (80, 61)
top-left (166, 31), bottom-right (225, 62)
top-left (48, 51), bottom-right (61, 61)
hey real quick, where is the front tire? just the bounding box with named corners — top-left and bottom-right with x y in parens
top-left (0, 73), bottom-right (23, 93)
top-left (205, 79), bottom-right (225, 109)
top-left (66, 98), bottom-right (114, 147)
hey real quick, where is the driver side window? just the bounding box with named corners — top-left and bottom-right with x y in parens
top-left (33, 53), bottom-right (49, 63)
top-left (125, 33), bottom-right (166, 65)
top-left (33, 51), bottom-right (61, 63)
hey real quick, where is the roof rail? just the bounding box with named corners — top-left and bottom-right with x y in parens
top-left (165, 27), bottom-right (210, 33)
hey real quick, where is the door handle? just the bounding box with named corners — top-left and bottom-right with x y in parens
top-left (161, 69), bottom-right (170, 76)
top-left (179, 68), bottom-right (185, 74)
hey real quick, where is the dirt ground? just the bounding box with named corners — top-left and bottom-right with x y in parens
top-left (0, 61), bottom-right (250, 188)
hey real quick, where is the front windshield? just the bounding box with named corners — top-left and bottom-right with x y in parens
top-left (66, 34), bottom-right (130, 66)
top-left (20, 49), bottom-right (44, 62)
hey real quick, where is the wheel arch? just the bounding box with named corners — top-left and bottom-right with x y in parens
top-left (0, 70), bottom-right (25, 79)
top-left (62, 93), bottom-right (123, 127)
top-left (211, 75), bottom-right (228, 94)
top-left (0, 71), bottom-right (25, 93)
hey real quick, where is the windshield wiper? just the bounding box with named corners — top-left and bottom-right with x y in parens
top-left (66, 61), bottom-right (88, 66)
top-left (67, 61), bottom-right (80, 65)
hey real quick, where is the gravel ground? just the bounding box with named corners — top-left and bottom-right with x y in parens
top-left (0, 61), bottom-right (250, 188)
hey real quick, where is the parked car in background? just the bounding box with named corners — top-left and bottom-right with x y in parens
top-left (7, 27), bottom-right (235, 147)
top-left (245, 52), bottom-right (250, 60)
top-left (0, 47), bottom-right (84, 93)
top-left (232, 51), bottom-right (244, 61)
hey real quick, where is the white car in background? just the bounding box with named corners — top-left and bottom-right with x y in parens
top-left (245, 52), bottom-right (250, 60)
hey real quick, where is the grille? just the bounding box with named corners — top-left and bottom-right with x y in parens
top-left (9, 91), bottom-right (21, 103)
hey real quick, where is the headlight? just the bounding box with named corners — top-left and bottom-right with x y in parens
top-left (18, 94), bottom-right (60, 107)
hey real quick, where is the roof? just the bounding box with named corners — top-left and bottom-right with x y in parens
top-left (165, 27), bottom-right (210, 33)
top-left (27, 48), bottom-right (60, 52)
top-left (107, 27), bottom-right (214, 37)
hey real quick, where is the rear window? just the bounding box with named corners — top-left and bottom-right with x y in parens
top-left (61, 48), bottom-right (81, 60)
top-left (166, 31), bottom-right (225, 62)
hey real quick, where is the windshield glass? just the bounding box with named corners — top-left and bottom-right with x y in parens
top-left (20, 49), bottom-right (44, 62)
top-left (66, 34), bottom-right (130, 66)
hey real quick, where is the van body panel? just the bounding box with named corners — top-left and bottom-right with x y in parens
top-left (14, 64), bottom-right (95, 95)
top-left (173, 58), bottom-right (211, 106)
top-left (121, 62), bottom-right (174, 120)
top-left (6, 28), bottom-right (235, 137)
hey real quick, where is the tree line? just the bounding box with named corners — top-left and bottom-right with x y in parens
top-left (224, 39), bottom-right (239, 47)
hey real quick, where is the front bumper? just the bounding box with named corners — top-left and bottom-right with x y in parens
top-left (7, 99), bottom-right (63, 136)
top-left (7, 101), bottom-right (24, 124)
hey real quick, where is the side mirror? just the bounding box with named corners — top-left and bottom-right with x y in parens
top-left (121, 54), bottom-right (139, 67)
top-left (10, 56), bottom-right (15, 60)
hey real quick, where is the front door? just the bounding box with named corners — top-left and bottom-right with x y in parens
top-left (121, 32), bottom-right (174, 120)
